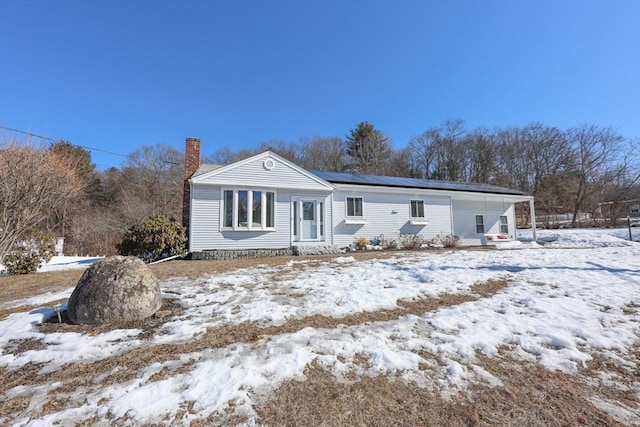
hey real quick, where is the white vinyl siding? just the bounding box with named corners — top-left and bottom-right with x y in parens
top-left (333, 190), bottom-right (452, 247)
top-left (190, 185), bottom-right (332, 251)
top-left (193, 154), bottom-right (332, 191)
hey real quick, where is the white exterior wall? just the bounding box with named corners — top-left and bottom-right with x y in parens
top-left (190, 185), bottom-right (333, 252)
top-left (188, 151), bottom-right (531, 250)
top-left (332, 189), bottom-right (453, 247)
top-left (189, 152), bottom-right (334, 252)
top-left (192, 154), bottom-right (331, 191)
top-left (451, 199), bottom-right (516, 245)
top-left (189, 185), bottom-right (289, 251)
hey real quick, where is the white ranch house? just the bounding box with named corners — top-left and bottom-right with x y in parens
top-left (182, 138), bottom-right (536, 256)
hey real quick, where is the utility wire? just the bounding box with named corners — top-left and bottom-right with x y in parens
top-left (0, 125), bottom-right (181, 165)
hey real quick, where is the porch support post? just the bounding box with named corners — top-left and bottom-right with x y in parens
top-left (529, 198), bottom-right (537, 241)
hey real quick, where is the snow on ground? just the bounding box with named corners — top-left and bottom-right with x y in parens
top-left (38, 256), bottom-right (104, 272)
top-left (0, 256), bottom-right (102, 275)
top-left (1, 228), bottom-right (639, 425)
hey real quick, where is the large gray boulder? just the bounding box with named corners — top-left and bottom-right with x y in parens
top-left (68, 255), bottom-right (162, 325)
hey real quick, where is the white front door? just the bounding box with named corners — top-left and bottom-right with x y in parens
top-left (292, 198), bottom-right (324, 242)
top-left (301, 200), bottom-right (317, 240)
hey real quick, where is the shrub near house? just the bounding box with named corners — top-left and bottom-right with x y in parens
top-left (117, 215), bottom-right (186, 263)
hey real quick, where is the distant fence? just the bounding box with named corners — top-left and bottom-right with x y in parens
top-left (535, 213), bottom-right (590, 223)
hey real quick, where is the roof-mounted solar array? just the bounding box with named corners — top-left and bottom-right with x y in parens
top-left (312, 171), bottom-right (525, 196)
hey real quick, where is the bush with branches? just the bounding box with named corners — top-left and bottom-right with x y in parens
top-left (434, 234), bottom-right (461, 248)
top-left (398, 234), bottom-right (424, 250)
top-left (2, 229), bottom-right (55, 275)
top-left (116, 215), bottom-right (186, 263)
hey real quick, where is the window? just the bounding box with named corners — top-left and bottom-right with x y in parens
top-left (252, 191), bottom-right (262, 227)
top-left (631, 204), bottom-right (639, 214)
top-left (238, 190), bottom-right (248, 227)
top-left (266, 192), bottom-right (275, 227)
top-left (292, 200), bottom-right (297, 236)
top-left (499, 215), bottom-right (508, 234)
top-left (346, 197), bottom-right (363, 217)
top-left (222, 189), bottom-right (276, 230)
top-left (410, 200), bottom-right (425, 218)
top-left (475, 215), bottom-right (485, 234)
top-left (223, 190), bottom-right (233, 227)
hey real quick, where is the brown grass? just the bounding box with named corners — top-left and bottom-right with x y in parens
top-left (1, 278), bottom-right (506, 395)
top-left (1, 253), bottom-right (636, 426)
top-left (0, 274), bottom-right (509, 424)
top-left (255, 353), bottom-right (628, 427)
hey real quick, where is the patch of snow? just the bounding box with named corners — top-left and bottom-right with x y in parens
top-left (38, 256), bottom-right (103, 272)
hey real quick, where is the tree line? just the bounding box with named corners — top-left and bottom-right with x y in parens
top-left (1, 120), bottom-right (638, 260)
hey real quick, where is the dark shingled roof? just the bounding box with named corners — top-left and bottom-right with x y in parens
top-left (312, 171), bottom-right (526, 196)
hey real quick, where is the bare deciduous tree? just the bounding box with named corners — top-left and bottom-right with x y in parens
top-left (566, 124), bottom-right (624, 226)
top-left (298, 136), bottom-right (347, 172)
top-left (0, 141), bottom-right (82, 260)
top-left (121, 143), bottom-right (184, 222)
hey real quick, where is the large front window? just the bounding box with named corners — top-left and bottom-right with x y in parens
top-left (223, 189), bottom-right (276, 230)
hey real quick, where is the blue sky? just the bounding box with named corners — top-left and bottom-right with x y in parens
top-left (1, 0), bottom-right (638, 170)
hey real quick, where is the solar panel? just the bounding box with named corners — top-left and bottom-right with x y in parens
top-left (312, 171), bottom-right (525, 196)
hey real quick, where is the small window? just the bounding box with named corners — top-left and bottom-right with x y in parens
top-left (237, 190), bottom-right (248, 227)
top-left (346, 197), bottom-right (363, 217)
top-left (631, 204), bottom-right (640, 214)
top-left (223, 190), bottom-right (233, 228)
top-left (499, 215), bottom-right (508, 234)
top-left (252, 191), bottom-right (262, 227)
top-left (266, 192), bottom-right (275, 227)
top-left (410, 200), bottom-right (425, 218)
top-left (475, 215), bottom-right (485, 234)
top-left (292, 200), bottom-right (297, 236)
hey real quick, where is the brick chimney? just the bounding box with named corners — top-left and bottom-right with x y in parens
top-left (182, 137), bottom-right (201, 231)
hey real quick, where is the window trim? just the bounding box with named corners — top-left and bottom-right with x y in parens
top-left (221, 188), bottom-right (276, 231)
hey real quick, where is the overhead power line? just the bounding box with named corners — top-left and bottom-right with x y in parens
top-left (0, 125), bottom-right (181, 166)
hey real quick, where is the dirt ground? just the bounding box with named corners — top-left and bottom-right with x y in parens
top-left (1, 252), bottom-right (638, 426)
